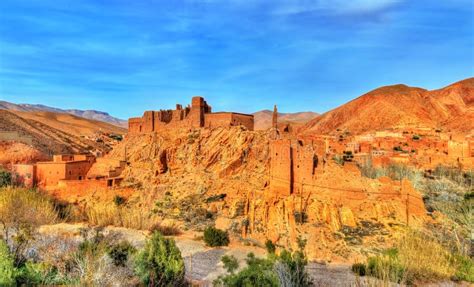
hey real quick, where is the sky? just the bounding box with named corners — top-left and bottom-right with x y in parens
top-left (0, 0), bottom-right (473, 119)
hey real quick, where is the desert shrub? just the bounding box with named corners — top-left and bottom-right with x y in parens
top-left (0, 188), bottom-right (59, 236)
top-left (107, 241), bottom-right (136, 267)
top-left (265, 240), bottom-right (276, 254)
top-left (19, 261), bottom-right (74, 285)
top-left (351, 263), bottom-right (367, 277)
top-left (275, 249), bottom-right (312, 287)
top-left (214, 253), bottom-right (279, 287)
top-left (150, 223), bottom-right (182, 236)
top-left (113, 195), bottom-right (126, 206)
top-left (0, 240), bottom-right (18, 285)
top-left (221, 255), bottom-right (239, 274)
top-left (203, 227), bottom-right (229, 247)
top-left (356, 230), bottom-right (474, 284)
top-left (0, 170), bottom-right (12, 187)
top-left (215, 246), bottom-right (312, 287)
top-left (332, 155), bottom-right (344, 166)
top-left (134, 231), bottom-right (186, 287)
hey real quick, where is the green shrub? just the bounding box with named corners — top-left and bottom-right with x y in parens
top-left (214, 253), bottom-right (279, 287)
top-left (0, 240), bottom-right (18, 286)
top-left (0, 170), bottom-right (12, 187)
top-left (265, 240), bottom-right (276, 254)
top-left (351, 263), bottom-right (367, 277)
top-left (276, 249), bottom-right (312, 287)
top-left (134, 231), bottom-right (185, 287)
top-left (203, 227), bottom-right (229, 247)
top-left (113, 195), bottom-right (126, 206)
top-left (221, 255), bottom-right (239, 274)
top-left (107, 241), bottom-right (135, 267)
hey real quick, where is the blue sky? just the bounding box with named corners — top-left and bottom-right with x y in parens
top-left (0, 0), bottom-right (473, 119)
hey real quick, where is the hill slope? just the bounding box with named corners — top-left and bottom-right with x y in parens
top-left (0, 109), bottom-right (126, 160)
top-left (253, 110), bottom-right (319, 130)
top-left (0, 101), bottom-right (127, 128)
top-left (300, 78), bottom-right (474, 135)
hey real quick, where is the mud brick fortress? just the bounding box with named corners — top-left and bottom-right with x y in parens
top-left (128, 96), bottom-right (254, 133)
top-left (12, 154), bottom-right (125, 191)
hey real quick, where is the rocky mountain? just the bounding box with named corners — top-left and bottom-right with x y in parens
top-left (253, 110), bottom-right (319, 130)
top-left (300, 78), bottom-right (474, 135)
top-left (0, 101), bottom-right (127, 128)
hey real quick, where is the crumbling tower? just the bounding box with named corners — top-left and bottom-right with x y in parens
top-left (272, 105), bottom-right (278, 129)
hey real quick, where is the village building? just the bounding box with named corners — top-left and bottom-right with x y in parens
top-left (128, 96), bottom-right (254, 133)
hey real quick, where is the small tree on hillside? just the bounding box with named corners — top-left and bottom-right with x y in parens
top-left (134, 231), bottom-right (186, 287)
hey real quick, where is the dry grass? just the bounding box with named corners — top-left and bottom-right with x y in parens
top-left (396, 230), bottom-right (455, 281)
top-left (0, 187), bottom-right (59, 233)
top-left (359, 229), bottom-right (474, 284)
top-left (84, 202), bottom-right (161, 230)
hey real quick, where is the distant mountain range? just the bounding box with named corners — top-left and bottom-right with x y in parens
top-left (252, 110), bottom-right (319, 130)
top-left (0, 101), bottom-right (127, 128)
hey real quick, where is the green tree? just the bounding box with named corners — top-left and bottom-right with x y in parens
top-left (134, 231), bottom-right (186, 287)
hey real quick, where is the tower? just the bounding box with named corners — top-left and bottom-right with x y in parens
top-left (272, 105), bottom-right (278, 129)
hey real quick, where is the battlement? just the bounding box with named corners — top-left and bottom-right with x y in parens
top-left (128, 96), bottom-right (254, 133)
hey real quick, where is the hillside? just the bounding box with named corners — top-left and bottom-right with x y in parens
top-left (253, 110), bottom-right (319, 130)
top-left (300, 78), bottom-right (474, 135)
top-left (0, 100), bottom-right (127, 127)
top-left (0, 109), bottom-right (125, 162)
top-left (104, 127), bottom-right (427, 262)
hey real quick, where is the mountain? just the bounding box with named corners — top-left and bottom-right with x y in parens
top-left (0, 101), bottom-right (127, 128)
top-left (0, 109), bottom-right (125, 158)
top-left (300, 78), bottom-right (474, 135)
top-left (253, 110), bottom-right (319, 130)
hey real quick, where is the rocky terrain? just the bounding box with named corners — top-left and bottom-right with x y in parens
top-left (101, 126), bottom-right (428, 262)
top-left (301, 78), bottom-right (474, 135)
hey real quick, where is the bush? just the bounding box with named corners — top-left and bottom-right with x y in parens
top-left (107, 241), bottom-right (135, 267)
top-left (276, 249), bottom-right (312, 287)
top-left (351, 263), bottom-right (367, 277)
top-left (134, 231), bottom-right (186, 287)
top-left (0, 240), bottom-right (18, 285)
top-left (215, 247), bottom-right (312, 287)
top-left (265, 240), bottom-right (276, 254)
top-left (113, 195), bottom-right (126, 206)
top-left (0, 170), bottom-right (12, 187)
top-left (214, 253), bottom-right (279, 287)
top-left (221, 255), bottom-right (239, 274)
top-left (203, 227), bottom-right (229, 247)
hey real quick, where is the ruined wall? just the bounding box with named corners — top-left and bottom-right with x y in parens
top-left (231, 113), bottom-right (254, 131)
top-left (65, 161), bottom-right (94, 180)
top-left (204, 113), bottom-right (233, 129)
top-left (128, 118), bottom-right (143, 134)
top-left (270, 140), bottom-right (292, 197)
top-left (128, 96), bottom-right (254, 134)
top-left (37, 163), bottom-right (66, 187)
top-left (269, 139), bottom-right (320, 197)
top-left (13, 164), bottom-right (36, 188)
